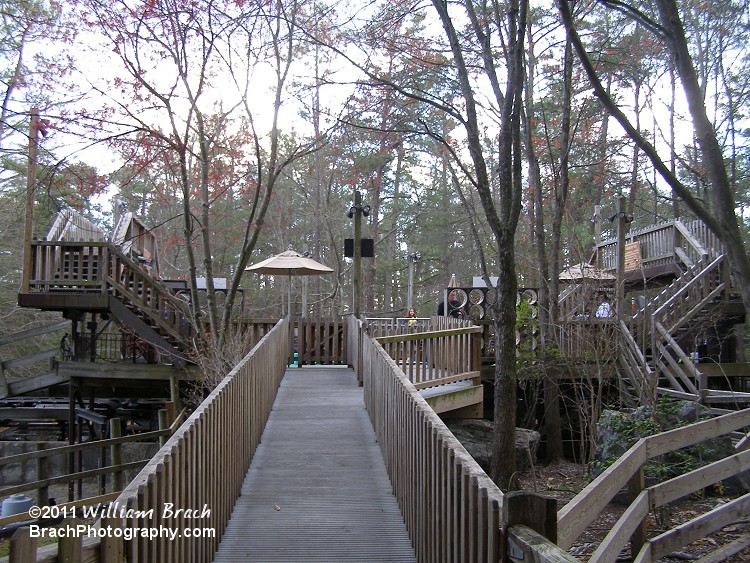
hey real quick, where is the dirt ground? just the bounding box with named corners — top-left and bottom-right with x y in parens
top-left (517, 460), bottom-right (750, 562)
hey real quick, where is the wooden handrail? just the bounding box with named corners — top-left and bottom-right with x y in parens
top-left (374, 325), bottom-right (482, 343)
top-left (652, 255), bottom-right (723, 318)
top-left (375, 324), bottom-right (481, 388)
top-left (558, 408), bottom-right (750, 551)
top-left (25, 240), bottom-right (196, 354)
top-left (361, 324), bottom-right (572, 562)
top-left (106, 318), bottom-right (289, 562)
top-left (674, 220), bottom-right (709, 258)
top-left (617, 318), bottom-right (655, 404)
top-left (0, 410), bottom-right (186, 469)
top-left (595, 218), bottom-right (723, 272)
top-left (106, 244), bottom-right (195, 340)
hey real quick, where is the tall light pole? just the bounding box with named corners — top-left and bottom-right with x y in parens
top-left (22, 108), bottom-right (47, 294)
top-left (347, 191), bottom-right (370, 318)
top-left (406, 251), bottom-right (422, 310)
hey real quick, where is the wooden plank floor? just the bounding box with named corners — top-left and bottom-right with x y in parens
top-left (213, 366), bottom-right (416, 562)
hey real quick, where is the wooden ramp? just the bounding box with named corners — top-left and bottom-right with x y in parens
top-left (213, 366), bottom-right (416, 562)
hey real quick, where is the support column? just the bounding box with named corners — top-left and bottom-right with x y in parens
top-left (616, 196), bottom-right (627, 319)
top-left (21, 108), bottom-right (41, 294)
top-left (353, 190), bottom-right (362, 318)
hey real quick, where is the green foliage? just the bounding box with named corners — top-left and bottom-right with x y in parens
top-left (590, 398), bottom-right (718, 481)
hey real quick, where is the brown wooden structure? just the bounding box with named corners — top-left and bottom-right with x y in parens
top-left (594, 219), bottom-right (747, 407)
top-left (6, 210), bottom-right (750, 561)
top-left (8, 316), bottom-right (750, 562)
top-left (446, 218), bottom-right (747, 408)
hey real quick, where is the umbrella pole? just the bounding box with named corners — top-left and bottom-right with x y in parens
top-left (288, 273), bottom-right (292, 318)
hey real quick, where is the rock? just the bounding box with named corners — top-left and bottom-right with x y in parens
top-left (592, 402), bottom-right (750, 495)
top-left (445, 419), bottom-right (540, 473)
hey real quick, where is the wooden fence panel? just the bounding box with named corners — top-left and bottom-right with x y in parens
top-left (292, 319), bottom-right (347, 366)
top-left (90, 318), bottom-right (290, 563)
top-left (360, 323), bottom-right (571, 562)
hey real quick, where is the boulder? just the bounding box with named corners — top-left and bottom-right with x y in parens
top-left (445, 419), bottom-right (540, 473)
top-left (593, 402), bottom-right (750, 495)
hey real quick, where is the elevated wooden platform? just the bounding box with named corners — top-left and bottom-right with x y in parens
top-left (213, 366), bottom-right (415, 562)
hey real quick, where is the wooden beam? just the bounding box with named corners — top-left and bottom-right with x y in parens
top-left (694, 534), bottom-right (750, 563)
top-left (57, 361), bottom-right (196, 380)
top-left (17, 292), bottom-right (109, 311)
top-left (648, 492), bottom-right (750, 560)
top-left (375, 326), bottom-right (482, 344)
top-left (413, 371), bottom-right (480, 390)
top-left (1, 348), bottom-right (58, 371)
top-left (6, 371), bottom-right (68, 396)
top-left (423, 385), bottom-right (483, 415)
top-left (0, 320), bottom-right (70, 346)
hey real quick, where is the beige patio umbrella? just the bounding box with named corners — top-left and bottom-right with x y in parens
top-left (558, 262), bottom-right (616, 283)
top-left (245, 249), bottom-right (333, 316)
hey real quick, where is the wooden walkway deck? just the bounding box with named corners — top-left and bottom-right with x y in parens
top-left (213, 366), bottom-right (416, 562)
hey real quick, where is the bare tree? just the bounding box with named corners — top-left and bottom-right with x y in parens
top-left (428, 0), bottom-right (529, 489)
top-left (558, 0), bottom-right (750, 316)
top-left (80, 0), bottom-right (322, 353)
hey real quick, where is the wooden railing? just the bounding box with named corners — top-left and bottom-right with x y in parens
top-left (649, 255), bottom-right (727, 400)
top-left (26, 241), bottom-right (195, 353)
top-left (0, 409), bottom-right (186, 515)
top-left (617, 319), bottom-right (656, 405)
top-left (595, 218), bottom-right (717, 272)
top-left (375, 326), bottom-right (481, 390)
top-left (353, 314), bottom-right (576, 562)
top-left (557, 408), bottom-right (750, 562)
top-left (593, 218), bottom-right (735, 404)
top-left (291, 318), bottom-right (347, 366)
top-left (559, 283), bottom-right (593, 320)
top-left (0, 320), bottom-right (70, 398)
top-left (105, 245), bottom-right (195, 345)
top-left (6, 318), bottom-right (289, 562)
top-left (365, 317), bottom-right (431, 338)
top-left (553, 318), bottom-right (618, 359)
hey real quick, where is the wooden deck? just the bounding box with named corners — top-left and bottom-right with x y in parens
top-left (212, 366), bottom-right (416, 562)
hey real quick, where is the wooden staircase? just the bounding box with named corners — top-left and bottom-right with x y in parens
top-left (18, 240), bottom-right (195, 368)
top-left (602, 220), bottom-right (748, 407)
top-left (105, 245), bottom-right (194, 366)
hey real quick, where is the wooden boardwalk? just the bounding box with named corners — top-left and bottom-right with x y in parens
top-left (213, 366), bottom-right (416, 562)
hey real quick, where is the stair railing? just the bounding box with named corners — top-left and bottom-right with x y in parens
top-left (105, 245), bottom-right (196, 347)
top-left (595, 218), bottom-right (719, 273)
top-left (649, 255), bottom-right (726, 399)
top-left (617, 318), bottom-right (656, 405)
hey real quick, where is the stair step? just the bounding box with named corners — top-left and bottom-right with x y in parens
top-left (704, 390), bottom-right (750, 403)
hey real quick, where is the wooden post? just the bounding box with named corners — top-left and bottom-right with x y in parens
top-left (628, 465), bottom-right (647, 556)
top-left (10, 527), bottom-right (37, 563)
top-left (110, 417), bottom-right (123, 492)
top-left (68, 380), bottom-right (76, 502)
top-left (165, 400), bottom-right (176, 425)
top-left (170, 376), bottom-right (181, 412)
top-left (353, 190), bottom-right (363, 318)
top-left (36, 442), bottom-right (49, 506)
top-left (59, 518), bottom-right (82, 563)
top-left (616, 196), bottom-right (627, 320)
top-left (357, 319), bottom-right (363, 386)
top-left (100, 516), bottom-right (124, 563)
top-left (504, 491), bottom-right (558, 542)
top-left (0, 360), bottom-right (8, 398)
top-left (159, 408), bottom-right (169, 447)
top-left (21, 108), bottom-right (40, 295)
